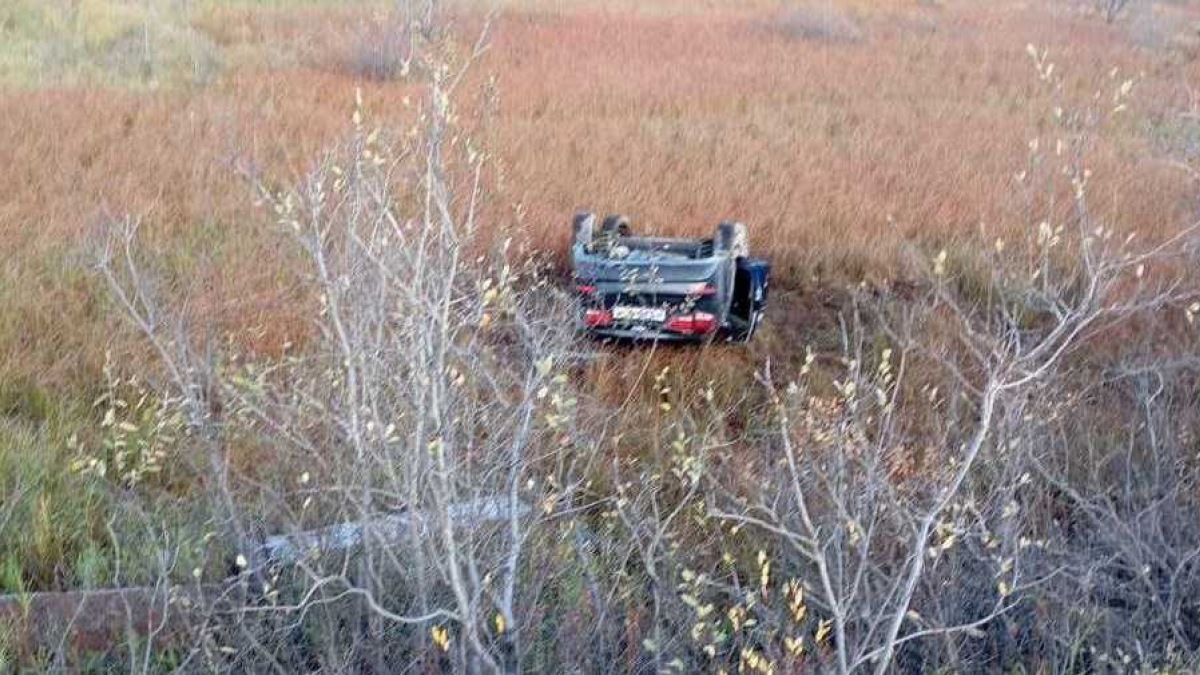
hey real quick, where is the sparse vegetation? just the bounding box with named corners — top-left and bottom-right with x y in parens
top-left (0, 0), bottom-right (222, 85)
top-left (765, 6), bottom-right (863, 43)
top-left (2, 0), bottom-right (1200, 673)
top-left (1101, 0), bottom-right (1136, 25)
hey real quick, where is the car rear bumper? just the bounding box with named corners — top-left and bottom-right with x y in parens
top-left (583, 325), bottom-right (714, 342)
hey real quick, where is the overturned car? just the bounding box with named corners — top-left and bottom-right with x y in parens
top-left (569, 211), bottom-right (770, 342)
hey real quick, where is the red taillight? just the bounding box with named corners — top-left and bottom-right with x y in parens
top-left (584, 308), bottom-right (612, 327)
top-left (576, 284), bottom-right (597, 294)
top-left (692, 312), bottom-right (717, 332)
top-left (664, 312), bottom-right (716, 334)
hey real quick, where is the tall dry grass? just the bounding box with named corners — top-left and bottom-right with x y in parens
top-left (0, 0), bottom-right (1195, 417)
top-left (3, 1), bottom-right (1193, 390)
top-left (0, 0), bottom-right (1198, 594)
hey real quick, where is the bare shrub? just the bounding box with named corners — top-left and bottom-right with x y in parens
top-left (702, 47), bottom-right (1200, 675)
top-left (767, 6), bottom-right (864, 43)
top-left (72, 16), bottom-right (1200, 675)
top-left (1100, 0), bottom-right (1135, 24)
top-left (344, 16), bottom-right (412, 81)
top-left (89, 14), bottom-right (616, 672)
top-left (1026, 356), bottom-right (1200, 664)
top-left (342, 0), bottom-right (440, 81)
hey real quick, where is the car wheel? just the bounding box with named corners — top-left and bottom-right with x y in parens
top-left (572, 211), bottom-right (596, 248)
top-left (601, 214), bottom-right (631, 238)
top-left (725, 310), bottom-right (762, 343)
top-left (715, 221), bottom-right (748, 259)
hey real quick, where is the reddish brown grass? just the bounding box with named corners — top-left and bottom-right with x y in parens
top-left (1, 0), bottom-right (1199, 600)
top-left (0, 0), bottom-right (1196, 392)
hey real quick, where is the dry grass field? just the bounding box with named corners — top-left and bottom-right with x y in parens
top-left (1, 0), bottom-right (1200, 669)
top-left (2, 0), bottom-right (1197, 384)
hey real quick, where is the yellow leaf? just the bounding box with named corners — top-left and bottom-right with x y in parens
top-left (815, 619), bottom-right (832, 644)
top-left (431, 625), bottom-right (450, 651)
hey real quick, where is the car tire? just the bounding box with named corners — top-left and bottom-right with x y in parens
top-left (725, 310), bottom-right (762, 343)
top-left (715, 221), bottom-right (748, 259)
top-left (601, 214), bottom-right (632, 238)
top-left (572, 211), bottom-right (596, 248)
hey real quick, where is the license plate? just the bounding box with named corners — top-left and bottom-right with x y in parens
top-left (612, 306), bottom-right (666, 322)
